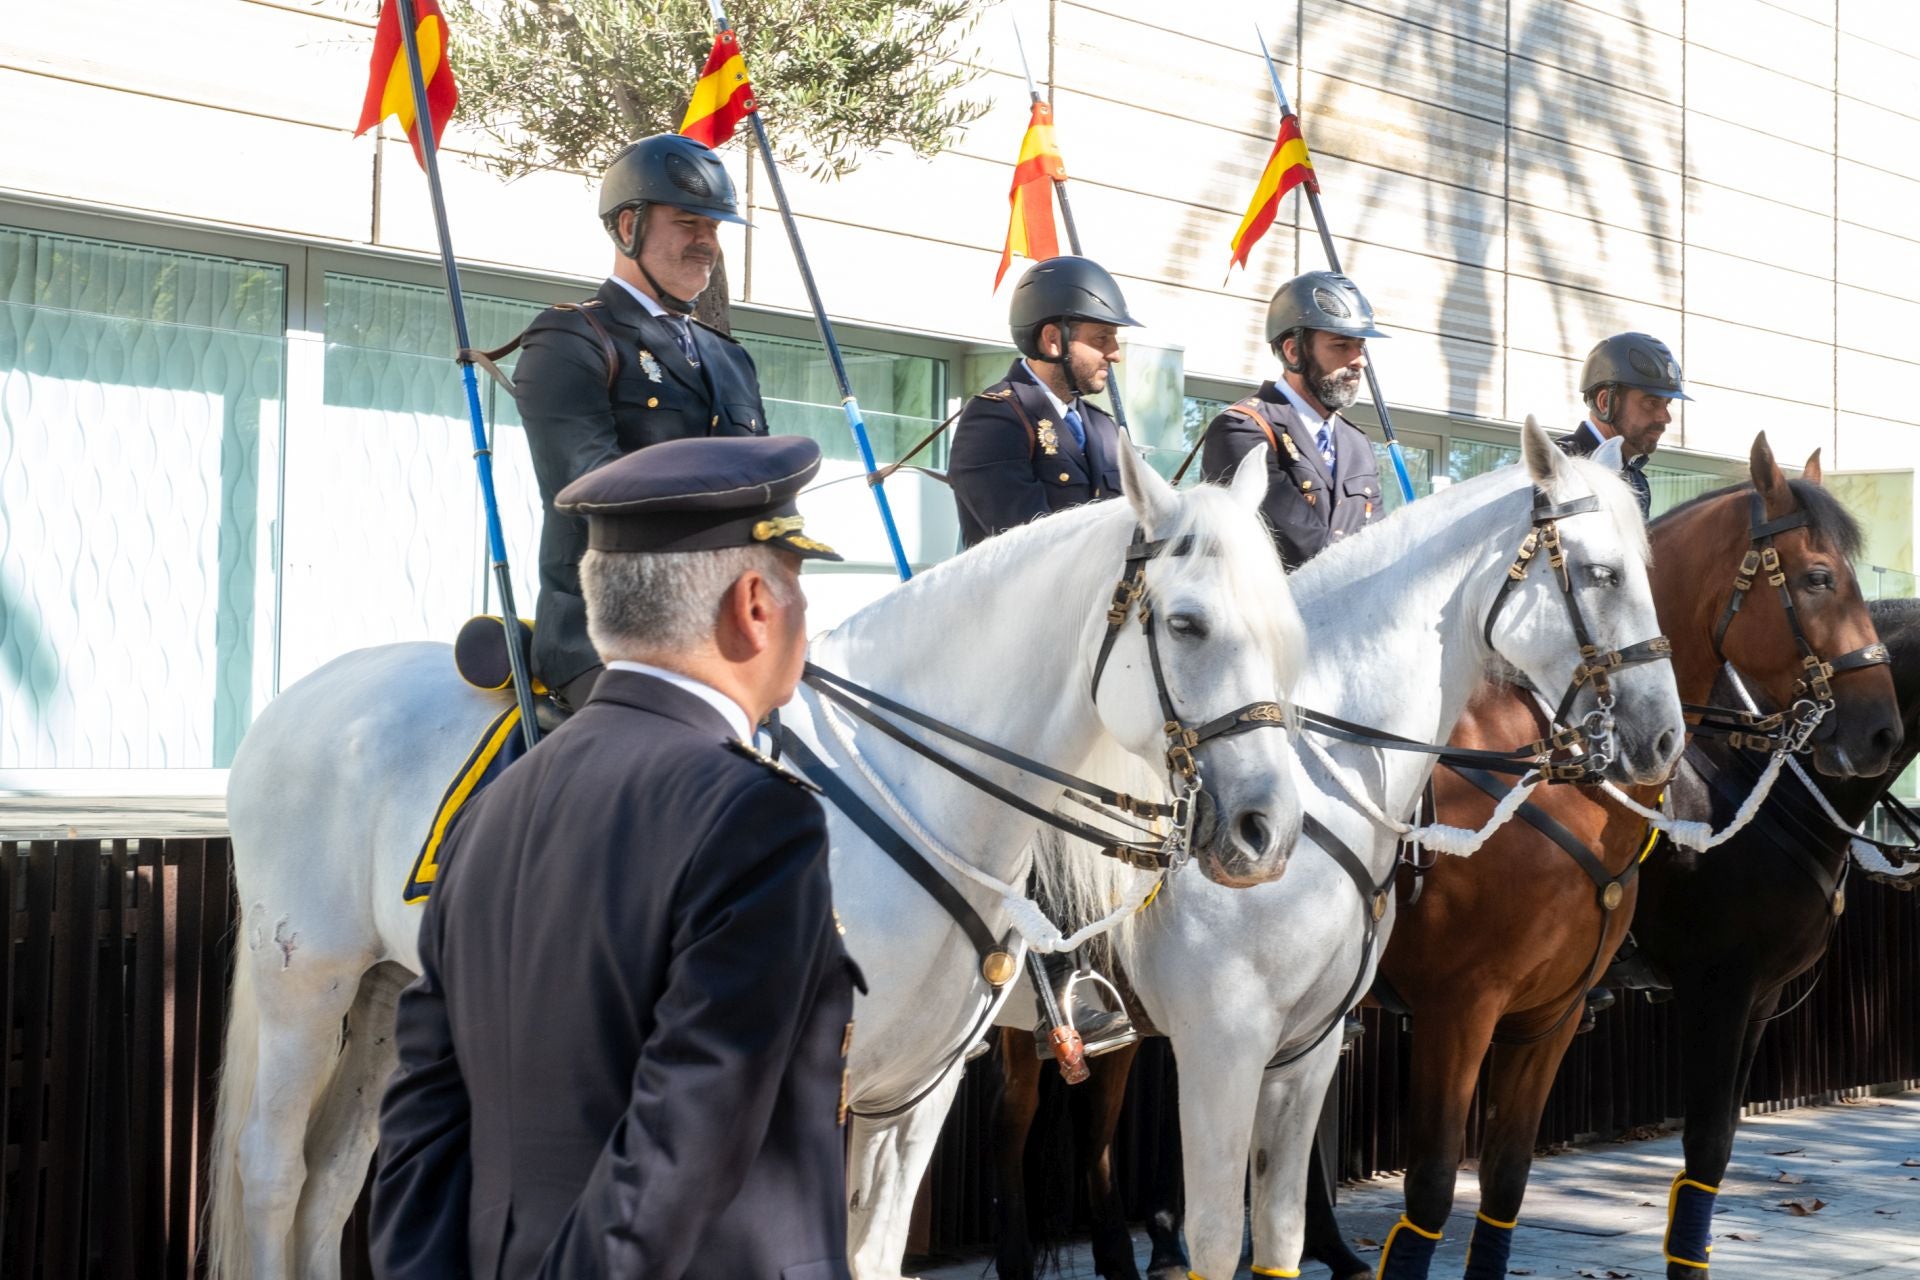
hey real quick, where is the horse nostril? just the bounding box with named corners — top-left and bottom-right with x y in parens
top-left (1654, 728), bottom-right (1678, 764)
top-left (1236, 810), bottom-right (1272, 853)
top-left (1874, 724), bottom-right (1900, 758)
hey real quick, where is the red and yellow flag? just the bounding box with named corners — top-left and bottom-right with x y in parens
top-left (1228, 113), bottom-right (1318, 271)
top-left (355, 0), bottom-right (459, 170)
top-left (681, 31), bottom-right (758, 148)
top-left (995, 102), bottom-right (1068, 290)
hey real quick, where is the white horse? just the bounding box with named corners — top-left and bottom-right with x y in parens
top-left (1103, 423), bottom-right (1688, 1280)
top-left (206, 442), bottom-right (1308, 1279)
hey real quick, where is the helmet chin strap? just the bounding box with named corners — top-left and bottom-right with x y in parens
top-left (1033, 319), bottom-right (1087, 399)
top-left (618, 203), bottom-right (698, 315)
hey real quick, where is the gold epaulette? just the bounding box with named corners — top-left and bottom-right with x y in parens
top-left (975, 384), bottom-right (1014, 401)
top-left (725, 737), bottom-right (823, 792)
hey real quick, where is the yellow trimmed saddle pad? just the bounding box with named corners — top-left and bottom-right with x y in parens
top-left (404, 702), bottom-right (530, 903)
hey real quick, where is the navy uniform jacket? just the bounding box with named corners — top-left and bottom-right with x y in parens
top-left (1199, 380), bottom-right (1382, 570)
top-left (514, 280), bottom-right (770, 690)
top-left (1560, 420), bottom-right (1652, 519)
top-left (947, 360), bottom-right (1125, 548)
top-left (371, 670), bottom-right (857, 1280)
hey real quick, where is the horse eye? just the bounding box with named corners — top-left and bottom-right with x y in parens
top-left (1167, 613), bottom-right (1209, 639)
top-left (1805, 569), bottom-right (1835, 591)
top-left (1586, 565), bottom-right (1619, 588)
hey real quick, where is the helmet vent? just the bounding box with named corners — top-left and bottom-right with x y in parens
top-left (663, 152), bottom-right (713, 198)
top-left (1312, 286), bottom-right (1351, 319)
top-left (1628, 348), bottom-right (1664, 379)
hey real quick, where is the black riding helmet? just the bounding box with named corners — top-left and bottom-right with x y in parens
top-left (1580, 333), bottom-right (1690, 417)
top-left (599, 134), bottom-right (747, 313)
top-left (1265, 270), bottom-right (1389, 372)
top-left (1009, 256), bottom-right (1142, 362)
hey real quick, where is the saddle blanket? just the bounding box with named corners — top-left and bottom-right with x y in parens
top-left (403, 702), bottom-right (531, 903)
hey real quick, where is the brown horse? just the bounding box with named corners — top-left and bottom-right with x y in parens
top-left (1364, 435), bottom-right (1901, 1279)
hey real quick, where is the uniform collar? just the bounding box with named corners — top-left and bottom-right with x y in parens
top-left (608, 274), bottom-right (677, 320)
top-left (1018, 358), bottom-right (1077, 422)
top-left (604, 660), bottom-right (753, 741)
top-left (1274, 376), bottom-right (1330, 434)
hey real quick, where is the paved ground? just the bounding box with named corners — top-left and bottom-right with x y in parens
top-left (924, 1092), bottom-right (1920, 1279)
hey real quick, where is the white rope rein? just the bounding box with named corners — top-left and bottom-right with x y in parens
top-left (811, 691), bottom-right (1161, 954)
top-left (1301, 733), bottom-right (1542, 856)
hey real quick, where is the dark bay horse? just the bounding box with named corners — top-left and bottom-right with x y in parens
top-left (991, 436), bottom-right (1900, 1280)
top-left (1359, 437), bottom-right (1900, 1279)
top-left (1628, 595), bottom-right (1920, 1278)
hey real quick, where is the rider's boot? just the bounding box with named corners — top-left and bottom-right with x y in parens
top-left (1032, 948), bottom-right (1137, 1062)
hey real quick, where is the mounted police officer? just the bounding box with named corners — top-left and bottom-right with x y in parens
top-left (946, 255), bottom-right (1142, 1060)
top-left (948, 255), bottom-right (1139, 548)
top-left (1561, 332), bottom-right (1689, 520)
top-left (514, 133), bottom-right (768, 713)
top-left (372, 435), bottom-right (858, 1280)
top-left (1200, 270), bottom-right (1388, 569)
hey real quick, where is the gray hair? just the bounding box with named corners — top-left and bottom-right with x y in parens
top-left (581, 544), bottom-right (797, 660)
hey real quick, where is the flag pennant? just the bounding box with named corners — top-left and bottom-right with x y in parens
top-left (1227, 112), bottom-right (1318, 273)
top-left (681, 31), bottom-right (759, 148)
top-left (995, 102), bottom-right (1068, 290)
top-left (355, 0), bottom-right (459, 170)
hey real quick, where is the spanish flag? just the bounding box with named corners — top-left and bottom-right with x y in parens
top-left (995, 102), bottom-right (1068, 290)
top-left (681, 31), bottom-right (757, 148)
top-left (355, 0), bottom-right (459, 170)
top-left (1227, 113), bottom-right (1318, 272)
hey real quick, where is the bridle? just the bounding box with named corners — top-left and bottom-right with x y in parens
top-left (1480, 487), bottom-right (1675, 780)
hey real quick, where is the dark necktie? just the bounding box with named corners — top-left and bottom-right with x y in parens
top-left (667, 315), bottom-right (700, 366)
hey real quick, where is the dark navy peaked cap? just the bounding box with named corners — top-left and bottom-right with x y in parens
top-left (556, 434), bottom-right (843, 561)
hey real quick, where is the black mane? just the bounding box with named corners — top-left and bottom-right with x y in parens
top-left (1654, 478), bottom-right (1864, 561)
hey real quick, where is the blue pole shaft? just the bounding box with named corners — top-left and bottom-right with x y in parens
top-left (1254, 24), bottom-right (1418, 505)
top-left (394, 0), bottom-right (543, 742)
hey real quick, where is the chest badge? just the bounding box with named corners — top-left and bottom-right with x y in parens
top-left (1036, 419), bottom-right (1059, 455)
top-left (636, 348), bottom-right (664, 384)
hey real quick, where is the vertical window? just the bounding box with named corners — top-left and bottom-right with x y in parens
top-left (0, 227), bottom-right (284, 768)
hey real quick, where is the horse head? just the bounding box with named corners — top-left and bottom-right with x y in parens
top-left (1088, 441), bottom-right (1305, 887)
top-left (1486, 418), bottom-right (1685, 785)
top-left (1655, 433), bottom-right (1900, 777)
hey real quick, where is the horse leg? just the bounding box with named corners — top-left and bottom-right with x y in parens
top-left (1301, 1080), bottom-right (1370, 1280)
top-left (293, 962), bottom-right (411, 1279)
top-left (1076, 1043), bottom-right (1143, 1280)
top-left (994, 1028), bottom-right (1042, 1280)
top-left (1245, 1041), bottom-right (1340, 1279)
top-left (1140, 1041), bottom-right (1187, 1280)
top-left (1466, 1020), bottom-right (1583, 1280)
top-left (847, 1066), bottom-right (968, 1280)
top-left (1384, 1002), bottom-right (1501, 1280)
top-left (1172, 1042), bottom-right (1270, 1280)
top-left (1663, 980), bottom-right (1761, 1279)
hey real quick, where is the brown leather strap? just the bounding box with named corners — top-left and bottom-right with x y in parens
top-left (869, 404), bottom-right (965, 488)
top-left (1170, 396), bottom-right (1278, 484)
top-left (457, 299), bottom-right (619, 397)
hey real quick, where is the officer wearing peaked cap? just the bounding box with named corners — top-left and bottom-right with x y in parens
top-left (513, 133), bottom-right (772, 714)
top-left (373, 435), bottom-right (860, 1280)
top-left (1561, 332), bottom-right (1689, 520)
top-left (948, 256), bottom-right (1140, 548)
top-left (1201, 270), bottom-right (1388, 570)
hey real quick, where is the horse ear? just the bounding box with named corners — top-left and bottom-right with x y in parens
top-left (1118, 439), bottom-right (1180, 534)
top-left (1589, 434), bottom-right (1626, 471)
top-left (1521, 415), bottom-right (1565, 488)
top-left (1750, 432), bottom-right (1793, 515)
top-left (1802, 449), bottom-right (1824, 485)
top-left (1226, 442), bottom-right (1272, 512)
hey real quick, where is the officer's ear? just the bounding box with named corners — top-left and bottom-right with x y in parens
top-left (1119, 441), bottom-right (1180, 536)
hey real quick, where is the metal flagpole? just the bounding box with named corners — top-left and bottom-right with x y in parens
top-left (1254, 22), bottom-right (1418, 505)
top-left (393, 0), bottom-right (543, 744)
top-left (703, 1), bottom-right (914, 582)
top-left (1010, 19), bottom-right (1129, 431)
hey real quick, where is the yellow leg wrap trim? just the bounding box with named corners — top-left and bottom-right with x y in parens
top-left (1251, 1268), bottom-right (1300, 1277)
top-left (1377, 1213), bottom-right (1445, 1275)
top-left (1663, 1172), bottom-right (1719, 1269)
top-left (1476, 1209), bottom-right (1519, 1230)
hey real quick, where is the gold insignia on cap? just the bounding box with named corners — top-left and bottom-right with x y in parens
top-left (786, 533), bottom-right (836, 554)
top-left (753, 515), bottom-right (807, 542)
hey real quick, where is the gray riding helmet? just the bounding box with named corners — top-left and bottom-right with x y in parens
top-left (1009, 256), bottom-right (1142, 360)
top-left (1266, 271), bottom-right (1388, 371)
top-left (1580, 332), bottom-right (1691, 402)
top-left (598, 134), bottom-right (749, 243)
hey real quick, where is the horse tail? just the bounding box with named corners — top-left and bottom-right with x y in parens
top-left (204, 933), bottom-right (259, 1280)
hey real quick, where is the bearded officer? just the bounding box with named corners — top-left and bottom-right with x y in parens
top-left (514, 133), bottom-right (769, 713)
top-left (948, 255), bottom-right (1140, 548)
top-left (1561, 332), bottom-right (1689, 520)
top-left (371, 435), bottom-right (858, 1280)
top-left (1200, 270), bottom-right (1388, 569)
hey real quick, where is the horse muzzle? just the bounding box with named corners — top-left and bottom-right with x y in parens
top-left (1806, 690), bottom-right (1902, 779)
top-left (1191, 787), bottom-right (1297, 888)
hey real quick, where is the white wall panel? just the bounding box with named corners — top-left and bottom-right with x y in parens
top-left (1685, 315), bottom-right (1834, 409)
top-left (1508, 130), bottom-right (1683, 240)
top-left (1684, 179), bottom-right (1835, 269)
top-left (1510, 0), bottom-right (1685, 102)
top-left (1838, 348), bottom-right (1920, 425)
top-left (1303, 0), bottom-right (1508, 122)
top-left (1688, 0), bottom-right (1836, 89)
top-left (1686, 45), bottom-right (1835, 151)
top-left (1685, 244), bottom-right (1834, 340)
top-left (1684, 113), bottom-right (1834, 216)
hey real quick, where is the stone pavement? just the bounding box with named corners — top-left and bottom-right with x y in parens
top-left (923, 1092), bottom-right (1920, 1279)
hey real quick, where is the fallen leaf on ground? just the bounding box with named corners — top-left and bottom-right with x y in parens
top-left (1876, 1208), bottom-right (1901, 1216)
top-left (1774, 1170), bottom-right (1807, 1184)
top-left (1507, 1270), bottom-right (1534, 1277)
top-left (1638, 1200), bottom-right (1656, 1207)
top-left (1778, 1198), bottom-right (1827, 1215)
top-left (1767, 1147), bottom-right (1804, 1156)
top-left (1724, 1232), bottom-right (1759, 1240)
top-left (1573, 1270), bottom-right (1634, 1278)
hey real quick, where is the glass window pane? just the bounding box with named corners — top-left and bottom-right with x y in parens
top-left (1645, 465), bottom-right (1726, 519)
top-left (1369, 441), bottom-right (1433, 512)
top-left (0, 226), bottom-right (284, 768)
top-left (1449, 437), bottom-right (1521, 484)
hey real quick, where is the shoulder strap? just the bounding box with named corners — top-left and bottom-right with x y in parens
top-left (1171, 395), bottom-right (1286, 484)
top-left (457, 298), bottom-right (619, 398)
top-left (998, 383), bottom-right (1040, 458)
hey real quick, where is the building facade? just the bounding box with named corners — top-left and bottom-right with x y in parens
top-left (2, 0), bottom-right (1916, 787)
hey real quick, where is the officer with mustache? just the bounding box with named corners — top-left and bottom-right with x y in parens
top-left (513, 134), bottom-right (770, 713)
top-left (1200, 271), bottom-right (1388, 570)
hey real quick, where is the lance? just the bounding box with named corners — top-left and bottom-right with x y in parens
top-left (1254, 23), bottom-right (1417, 505)
top-left (1009, 20), bottom-right (1130, 431)
top-left (393, 0), bottom-right (543, 745)
top-left (702, 0), bottom-right (914, 582)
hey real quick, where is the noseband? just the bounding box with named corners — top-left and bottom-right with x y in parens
top-left (1480, 488), bottom-right (1675, 778)
top-left (1090, 527), bottom-right (1292, 784)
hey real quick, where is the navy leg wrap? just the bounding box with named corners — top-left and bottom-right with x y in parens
top-left (1461, 1212), bottom-right (1515, 1280)
top-left (1377, 1214), bottom-right (1443, 1280)
top-left (1663, 1173), bottom-right (1718, 1271)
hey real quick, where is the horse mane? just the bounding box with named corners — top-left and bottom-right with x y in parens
top-left (1656, 478), bottom-right (1864, 560)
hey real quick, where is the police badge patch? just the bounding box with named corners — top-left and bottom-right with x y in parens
top-left (637, 348), bottom-right (664, 383)
top-left (1036, 419), bottom-right (1059, 455)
